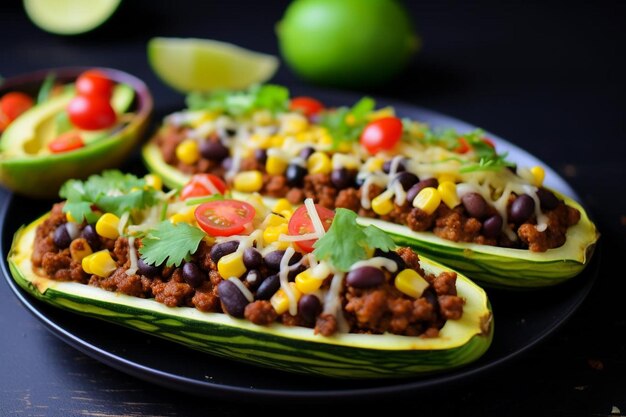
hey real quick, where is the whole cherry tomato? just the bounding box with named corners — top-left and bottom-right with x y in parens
top-left (75, 70), bottom-right (115, 98)
top-left (67, 95), bottom-right (116, 130)
top-left (359, 116), bottom-right (403, 154)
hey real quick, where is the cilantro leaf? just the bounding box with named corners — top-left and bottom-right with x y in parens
top-left (317, 97), bottom-right (376, 149)
top-left (139, 221), bottom-right (206, 267)
top-left (186, 84), bottom-right (289, 116)
top-left (313, 209), bottom-right (396, 272)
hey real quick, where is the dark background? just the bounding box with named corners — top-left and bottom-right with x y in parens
top-left (1, 0), bottom-right (625, 415)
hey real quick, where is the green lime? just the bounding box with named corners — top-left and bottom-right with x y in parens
top-left (147, 37), bottom-right (280, 93)
top-left (23, 0), bottom-right (121, 35)
top-left (276, 0), bottom-right (419, 88)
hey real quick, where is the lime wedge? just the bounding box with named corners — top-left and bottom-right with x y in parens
top-left (147, 37), bottom-right (280, 93)
top-left (23, 0), bottom-right (121, 35)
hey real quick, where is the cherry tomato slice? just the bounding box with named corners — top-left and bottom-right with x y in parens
top-left (67, 95), bottom-right (117, 130)
top-left (288, 204), bottom-right (335, 253)
top-left (289, 96), bottom-right (324, 118)
top-left (75, 70), bottom-right (115, 98)
top-left (359, 116), bottom-right (403, 154)
top-left (0, 92), bottom-right (34, 123)
top-left (48, 131), bottom-right (84, 153)
top-left (482, 137), bottom-right (496, 149)
top-left (180, 174), bottom-right (228, 200)
top-left (454, 137), bottom-right (471, 154)
top-left (195, 200), bottom-right (256, 237)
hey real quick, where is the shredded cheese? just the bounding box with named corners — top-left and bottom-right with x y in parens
top-left (304, 198), bottom-right (325, 237)
top-left (126, 236), bottom-right (138, 276)
top-left (228, 277), bottom-right (254, 302)
top-left (278, 247), bottom-right (298, 315)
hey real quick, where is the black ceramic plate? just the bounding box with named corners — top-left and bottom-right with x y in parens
top-left (0, 96), bottom-right (599, 401)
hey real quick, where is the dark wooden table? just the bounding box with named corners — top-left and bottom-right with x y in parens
top-left (1, 1), bottom-right (625, 415)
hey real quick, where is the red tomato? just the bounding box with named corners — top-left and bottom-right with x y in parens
top-left (454, 137), bottom-right (471, 154)
top-left (289, 96), bottom-right (324, 118)
top-left (359, 116), bottom-right (403, 154)
top-left (482, 137), bottom-right (496, 149)
top-left (288, 204), bottom-right (335, 253)
top-left (76, 70), bottom-right (115, 98)
top-left (0, 92), bottom-right (34, 123)
top-left (180, 174), bottom-right (228, 200)
top-left (195, 200), bottom-right (256, 237)
top-left (67, 95), bottom-right (116, 130)
top-left (48, 131), bottom-right (84, 153)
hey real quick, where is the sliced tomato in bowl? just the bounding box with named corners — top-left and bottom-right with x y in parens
top-left (288, 204), bottom-right (334, 252)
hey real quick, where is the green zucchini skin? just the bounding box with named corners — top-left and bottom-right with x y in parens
top-left (8, 215), bottom-right (493, 379)
top-left (142, 142), bottom-right (599, 289)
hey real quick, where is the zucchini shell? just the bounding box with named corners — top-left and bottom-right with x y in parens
top-left (142, 141), bottom-right (599, 289)
top-left (8, 214), bottom-right (493, 379)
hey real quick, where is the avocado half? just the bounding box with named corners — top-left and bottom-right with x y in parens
top-left (0, 67), bottom-right (153, 198)
top-left (8, 214), bottom-right (493, 379)
top-left (142, 141), bottom-right (599, 288)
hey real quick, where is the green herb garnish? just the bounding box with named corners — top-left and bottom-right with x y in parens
top-left (313, 208), bottom-right (396, 272)
top-left (186, 84), bottom-right (289, 116)
top-left (317, 97), bottom-right (375, 149)
top-left (139, 220), bottom-right (206, 267)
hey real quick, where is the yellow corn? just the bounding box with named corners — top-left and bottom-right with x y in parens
top-left (246, 193), bottom-right (270, 219)
top-left (175, 139), bottom-right (200, 165)
top-left (371, 193), bottom-right (394, 216)
top-left (217, 252), bottom-right (246, 279)
top-left (252, 109), bottom-right (273, 126)
top-left (295, 131), bottom-right (314, 143)
top-left (317, 131), bottom-right (333, 147)
top-left (412, 187), bottom-right (441, 215)
top-left (189, 111), bottom-right (218, 128)
top-left (530, 166), bottom-right (545, 187)
top-left (170, 207), bottom-right (196, 224)
top-left (366, 106), bottom-right (395, 121)
top-left (307, 152), bottom-right (332, 175)
top-left (66, 212), bottom-right (77, 223)
top-left (233, 170), bottom-right (264, 193)
top-left (438, 181), bottom-right (460, 208)
top-left (332, 153), bottom-right (360, 171)
top-left (70, 238), bottom-right (92, 263)
top-left (295, 269), bottom-right (325, 294)
top-left (272, 198), bottom-right (293, 215)
top-left (345, 114), bottom-right (356, 126)
top-left (96, 213), bottom-right (120, 239)
top-left (144, 174), bottom-right (162, 191)
top-left (281, 114), bottom-right (309, 135)
top-left (82, 250), bottom-right (117, 278)
top-left (270, 282), bottom-right (302, 315)
top-left (394, 269), bottom-right (430, 298)
top-left (263, 223), bottom-right (290, 249)
top-left (438, 173), bottom-right (458, 184)
top-left (270, 134), bottom-right (286, 148)
top-left (365, 157), bottom-right (384, 173)
top-left (250, 133), bottom-right (273, 149)
top-left (266, 155), bottom-right (288, 175)
top-left (265, 212), bottom-right (288, 227)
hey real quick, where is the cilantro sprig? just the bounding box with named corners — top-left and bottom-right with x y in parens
top-left (186, 84), bottom-right (289, 116)
top-left (313, 209), bottom-right (396, 272)
top-left (317, 97), bottom-right (376, 149)
top-left (138, 221), bottom-right (206, 267)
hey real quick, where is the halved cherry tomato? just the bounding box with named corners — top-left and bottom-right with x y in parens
top-left (0, 92), bottom-right (34, 128)
top-left (195, 200), bottom-right (256, 237)
top-left (67, 95), bottom-right (116, 130)
top-left (359, 116), bottom-right (403, 154)
top-left (76, 70), bottom-right (115, 98)
top-left (180, 174), bottom-right (228, 200)
top-left (482, 137), bottom-right (496, 149)
top-left (48, 131), bottom-right (84, 153)
top-left (454, 137), bottom-right (471, 154)
top-left (288, 204), bottom-right (335, 253)
top-left (289, 96), bottom-right (324, 118)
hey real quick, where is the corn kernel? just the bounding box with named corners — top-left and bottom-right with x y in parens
top-left (70, 238), bottom-right (92, 263)
top-left (266, 155), bottom-right (288, 175)
top-left (265, 212), bottom-right (288, 227)
top-left (144, 174), bottom-right (162, 191)
top-left (395, 269), bottom-right (430, 298)
top-left (281, 114), bottom-right (309, 135)
top-left (438, 173), bottom-right (458, 184)
top-left (365, 157), bottom-right (384, 172)
top-left (217, 252), bottom-right (246, 278)
top-left (82, 250), bottom-right (117, 278)
top-left (175, 139), bottom-right (200, 165)
top-left (295, 269), bottom-right (325, 294)
top-left (233, 170), bottom-right (264, 193)
top-left (307, 152), bottom-right (332, 175)
top-left (273, 198), bottom-right (293, 214)
top-left (252, 109), bottom-right (273, 126)
top-left (170, 207), bottom-right (195, 224)
top-left (366, 106), bottom-right (395, 121)
top-left (96, 213), bottom-right (120, 239)
top-left (530, 166), bottom-right (545, 187)
top-left (332, 153), bottom-right (360, 170)
top-left (412, 187), bottom-right (441, 215)
top-left (295, 131), bottom-right (314, 142)
top-left (371, 193), bottom-right (394, 215)
top-left (438, 181), bottom-right (460, 208)
top-left (345, 114), bottom-right (356, 126)
top-left (263, 223), bottom-right (289, 246)
top-left (66, 212), bottom-right (77, 223)
top-left (270, 134), bottom-right (286, 148)
top-left (189, 111), bottom-right (218, 128)
top-left (317, 132), bottom-right (333, 147)
top-left (270, 282), bottom-right (301, 315)
top-left (250, 133), bottom-right (273, 149)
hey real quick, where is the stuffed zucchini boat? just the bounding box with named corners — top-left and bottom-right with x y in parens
top-left (142, 84), bottom-right (598, 288)
top-left (7, 170), bottom-right (492, 379)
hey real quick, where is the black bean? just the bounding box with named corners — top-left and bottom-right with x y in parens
top-left (264, 250), bottom-right (302, 270)
top-left (243, 269), bottom-right (262, 290)
top-left (200, 140), bottom-right (229, 161)
top-left (285, 164), bottom-right (307, 187)
top-left (298, 294), bottom-right (322, 325)
top-left (536, 188), bottom-right (559, 211)
top-left (462, 193), bottom-right (489, 219)
top-left (81, 225), bottom-right (100, 250)
top-left (137, 257), bottom-right (161, 277)
top-left (217, 280), bottom-right (249, 317)
top-left (383, 158), bottom-right (406, 174)
top-left (509, 194), bottom-right (535, 224)
top-left (288, 264), bottom-right (307, 281)
top-left (406, 178), bottom-right (439, 204)
top-left (330, 168), bottom-right (356, 190)
top-left (242, 247), bottom-right (262, 269)
top-left (53, 224), bottom-right (72, 249)
top-left (210, 241), bottom-right (239, 263)
top-left (182, 262), bottom-right (206, 288)
top-left (224, 127), bottom-right (237, 137)
top-left (254, 148), bottom-right (267, 165)
top-left (255, 274), bottom-right (280, 300)
top-left (482, 214), bottom-right (503, 238)
top-left (393, 172), bottom-right (419, 191)
top-left (346, 266), bottom-right (385, 288)
top-left (374, 248), bottom-right (406, 270)
top-left (299, 146), bottom-right (315, 160)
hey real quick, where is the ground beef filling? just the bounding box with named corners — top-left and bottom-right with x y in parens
top-left (154, 126), bottom-right (580, 252)
top-left (32, 207), bottom-right (464, 337)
